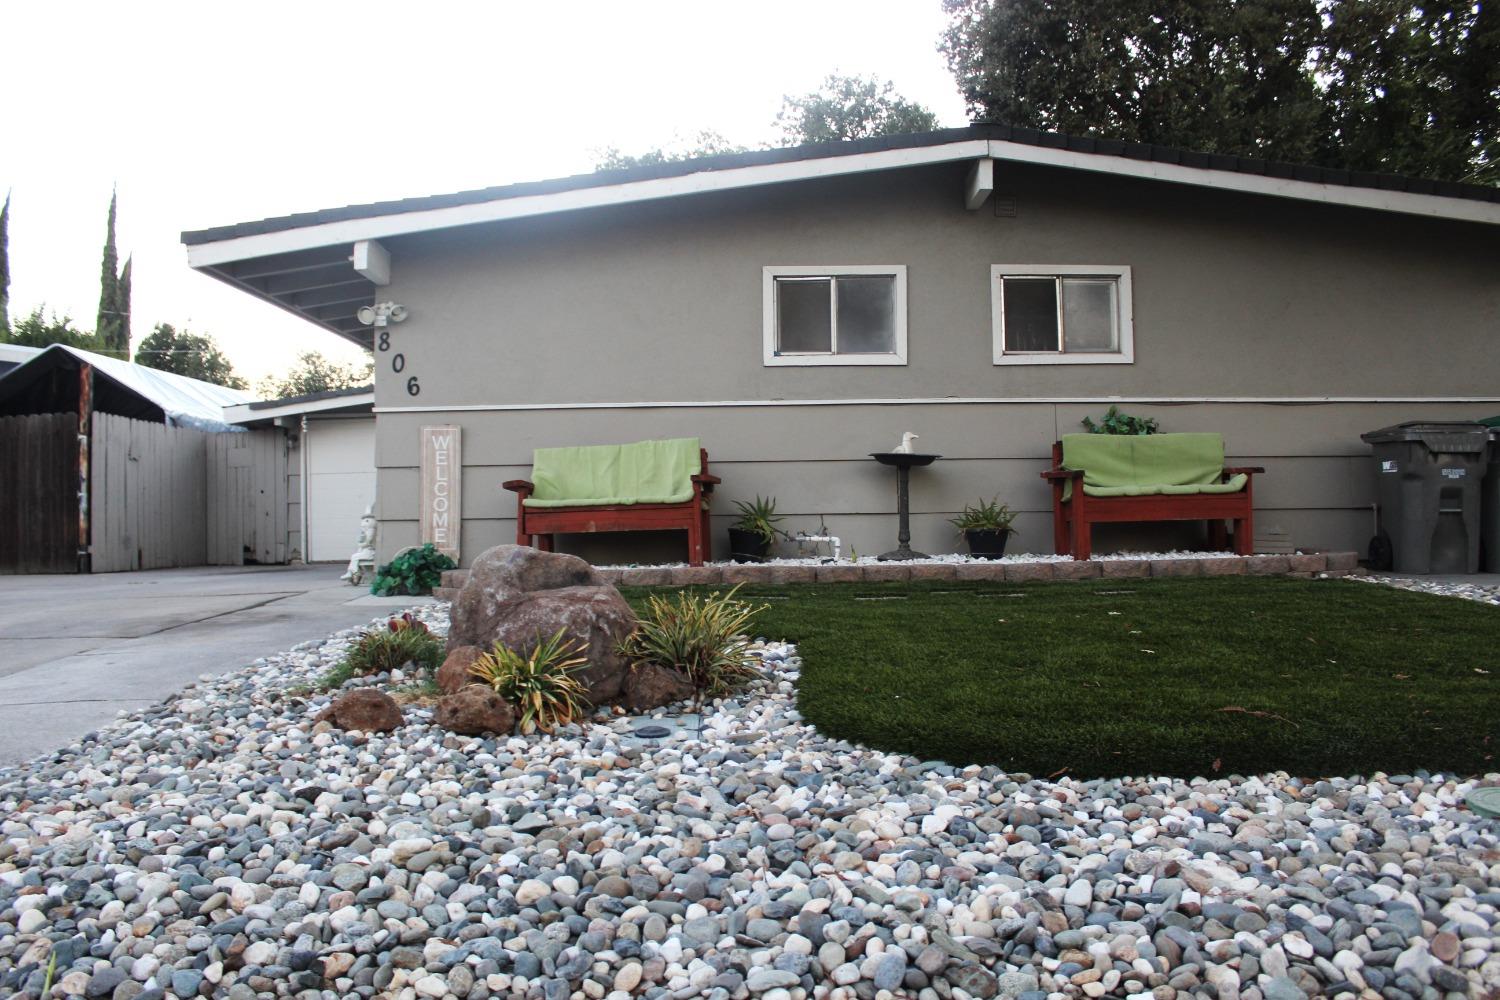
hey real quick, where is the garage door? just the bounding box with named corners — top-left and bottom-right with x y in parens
top-left (306, 418), bottom-right (376, 562)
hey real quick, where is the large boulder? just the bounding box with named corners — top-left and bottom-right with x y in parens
top-left (622, 663), bottom-right (696, 713)
top-left (447, 545), bottom-right (637, 704)
top-left (315, 688), bottom-right (403, 733)
top-left (434, 686), bottom-right (516, 736)
top-left (436, 645), bottom-right (485, 695)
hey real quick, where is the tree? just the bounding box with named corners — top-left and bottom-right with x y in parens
top-left (95, 190), bottom-right (132, 357)
top-left (258, 350), bottom-right (373, 399)
top-left (1318, 1), bottom-right (1500, 184)
top-left (0, 191), bottom-right (10, 335)
top-left (134, 323), bottom-right (248, 389)
top-left (776, 73), bottom-right (940, 144)
top-left (595, 130), bottom-right (748, 171)
top-left (940, 0), bottom-right (1498, 185)
top-left (2, 307), bottom-right (101, 350)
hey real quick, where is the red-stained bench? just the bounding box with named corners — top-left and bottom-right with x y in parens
top-left (503, 439), bottom-right (720, 566)
top-left (1041, 433), bottom-right (1263, 560)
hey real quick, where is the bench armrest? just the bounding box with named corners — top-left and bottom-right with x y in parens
top-left (1223, 466), bottom-right (1265, 476)
top-left (1041, 468), bottom-right (1084, 481)
top-left (692, 472), bottom-right (722, 486)
top-left (502, 479), bottom-right (534, 495)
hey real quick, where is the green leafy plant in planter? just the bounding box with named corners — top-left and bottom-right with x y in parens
top-left (950, 497), bottom-right (1018, 559)
top-left (370, 543), bottom-right (456, 596)
top-left (470, 629), bottom-right (590, 734)
top-left (728, 495), bottom-right (788, 562)
top-left (1081, 405), bottom-right (1159, 435)
top-left (618, 585), bottom-right (768, 707)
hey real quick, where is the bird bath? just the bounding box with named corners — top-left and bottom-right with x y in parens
top-left (869, 452), bottom-right (941, 560)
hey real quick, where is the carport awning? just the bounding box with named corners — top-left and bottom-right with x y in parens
top-left (192, 246), bottom-right (378, 348)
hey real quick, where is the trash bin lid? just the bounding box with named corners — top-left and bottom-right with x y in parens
top-left (1360, 421), bottom-right (1489, 452)
top-left (1480, 415), bottom-right (1500, 429)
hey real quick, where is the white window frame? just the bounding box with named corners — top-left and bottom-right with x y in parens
top-left (991, 264), bottom-right (1134, 365)
top-left (763, 265), bottom-right (908, 366)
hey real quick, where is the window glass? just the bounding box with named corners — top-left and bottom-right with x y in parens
top-left (835, 275), bottom-right (896, 353)
top-left (1061, 279), bottom-right (1117, 353)
top-left (1003, 278), bottom-right (1059, 352)
top-left (776, 278), bottom-right (832, 353)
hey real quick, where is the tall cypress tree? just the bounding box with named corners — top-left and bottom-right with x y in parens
top-left (97, 190), bottom-right (120, 355)
top-left (0, 191), bottom-right (10, 335)
top-left (116, 256), bottom-right (132, 357)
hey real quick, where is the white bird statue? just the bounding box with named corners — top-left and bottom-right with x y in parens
top-left (893, 432), bottom-right (919, 454)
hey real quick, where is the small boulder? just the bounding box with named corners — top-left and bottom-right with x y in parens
top-left (447, 545), bottom-right (605, 650)
top-left (315, 688), bottom-right (402, 733)
top-left (434, 685), bottom-right (516, 736)
top-left (622, 662), bottom-right (695, 712)
top-left (483, 586), bottom-right (637, 703)
top-left (436, 645), bottom-right (485, 695)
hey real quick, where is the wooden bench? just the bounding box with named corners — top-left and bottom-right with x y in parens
top-left (503, 438), bottom-right (720, 566)
top-left (1041, 433), bottom-right (1263, 560)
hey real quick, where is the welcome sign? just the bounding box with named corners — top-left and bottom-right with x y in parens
top-left (420, 425), bottom-right (461, 560)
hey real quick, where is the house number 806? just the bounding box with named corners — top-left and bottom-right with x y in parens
top-left (406, 376), bottom-right (421, 396)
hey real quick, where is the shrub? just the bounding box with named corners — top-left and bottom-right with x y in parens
top-left (1081, 405), bottom-right (1159, 435)
top-left (371, 543), bottom-right (456, 597)
top-left (619, 585), bottom-right (767, 704)
top-left (324, 618), bottom-right (444, 689)
top-left (470, 629), bottom-right (590, 733)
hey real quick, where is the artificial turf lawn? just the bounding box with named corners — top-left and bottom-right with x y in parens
top-left (620, 577), bottom-right (1499, 780)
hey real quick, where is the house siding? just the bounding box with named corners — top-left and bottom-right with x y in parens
top-left (367, 162), bottom-right (1499, 564)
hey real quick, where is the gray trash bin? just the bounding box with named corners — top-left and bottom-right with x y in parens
top-left (1482, 416), bottom-right (1500, 573)
top-left (1360, 421), bottom-right (1489, 574)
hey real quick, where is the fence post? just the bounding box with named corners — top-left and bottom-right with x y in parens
top-left (77, 363), bottom-right (93, 573)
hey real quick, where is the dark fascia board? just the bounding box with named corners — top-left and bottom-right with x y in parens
top-left (246, 384), bottom-right (374, 410)
top-left (180, 123), bottom-right (1499, 247)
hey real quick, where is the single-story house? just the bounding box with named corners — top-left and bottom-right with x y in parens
top-left (180, 124), bottom-right (1500, 567)
top-left (223, 386), bottom-right (376, 563)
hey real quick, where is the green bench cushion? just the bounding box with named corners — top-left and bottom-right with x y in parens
top-left (523, 437), bottom-right (701, 508)
top-left (1060, 433), bottom-right (1246, 499)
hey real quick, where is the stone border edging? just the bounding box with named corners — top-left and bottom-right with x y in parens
top-left (436, 552), bottom-right (1358, 597)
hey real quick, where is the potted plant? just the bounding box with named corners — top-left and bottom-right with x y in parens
top-left (728, 496), bottom-right (785, 562)
top-left (951, 498), bottom-right (1017, 559)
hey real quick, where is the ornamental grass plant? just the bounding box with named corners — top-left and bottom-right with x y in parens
top-left (619, 585), bottom-right (767, 704)
top-left (470, 629), bottom-right (590, 733)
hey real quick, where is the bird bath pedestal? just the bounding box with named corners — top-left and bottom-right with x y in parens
top-left (870, 452), bottom-right (940, 561)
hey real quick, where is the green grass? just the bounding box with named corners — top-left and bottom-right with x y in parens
top-left (619, 578), bottom-right (1499, 779)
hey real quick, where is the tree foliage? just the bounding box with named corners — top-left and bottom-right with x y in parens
top-left (2, 307), bottom-right (101, 351)
top-left (776, 73), bottom-right (941, 144)
top-left (134, 322), bottom-right (248, 389)
top-left (95, 191), bottom-right (132, 357)
top-left (594, 74), bottom-right (940, 170)
top-left (595, 130), bottom-right (748, 171)
top-left (941, 0), bottom-right (1499, 185)
top-left (257, 350), bottom-right (373, 400)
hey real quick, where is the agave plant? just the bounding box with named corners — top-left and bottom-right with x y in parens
top-left (469, 629), bottom-right (590, 734)
top-left (618, 585), bottom-right (767, 706)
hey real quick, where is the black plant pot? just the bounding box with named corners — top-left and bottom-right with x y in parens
top-left (728, 528), bottom-right (772, 563)
top-left (965, 528), bottom-right (1011, 559)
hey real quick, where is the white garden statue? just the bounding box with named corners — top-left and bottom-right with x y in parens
top-left (892, 431), bottom-right (919, 454)
top-left (342, 505), bottom-right (378, 584)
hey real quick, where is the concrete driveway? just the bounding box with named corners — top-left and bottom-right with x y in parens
top-left (0, 564), bottom-right (433, 770)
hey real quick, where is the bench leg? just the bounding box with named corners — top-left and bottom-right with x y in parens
top-left (535, 534), bottom-right (554, 553)
top-left (1053, 499), bottom-right (1070, 555)
top-left (686, 519), bottom-right (703, 567)
top-left (1233, 514), bottom-right (1253, 555)
top-left (1070, 508), bottom-right (1092, 561)
top-left (701, 507), bottom-right (713, 563)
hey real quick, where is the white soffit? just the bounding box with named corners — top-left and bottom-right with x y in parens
top-left (186, 139), bottom-right (1499, 268)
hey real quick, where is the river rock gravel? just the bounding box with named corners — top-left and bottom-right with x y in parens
top-left (2, 603), bottom-right (1498, 1000)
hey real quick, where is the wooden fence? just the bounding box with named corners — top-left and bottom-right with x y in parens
top-left (90, 413), bottom-right (211, 572)
top-left (0, 413), bottom-right (80, 574)
top-left (207, 429), bottom-right (289, 565)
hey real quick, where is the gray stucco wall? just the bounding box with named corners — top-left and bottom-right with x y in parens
top-left (367, 161), bottom-right (1499, 565)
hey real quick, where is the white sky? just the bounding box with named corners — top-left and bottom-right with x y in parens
top-left (2, 1), bottom-right (969, 388)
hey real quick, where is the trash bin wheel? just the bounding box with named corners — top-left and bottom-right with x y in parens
top-left (1367, 531), bottom-right (1393, 572)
